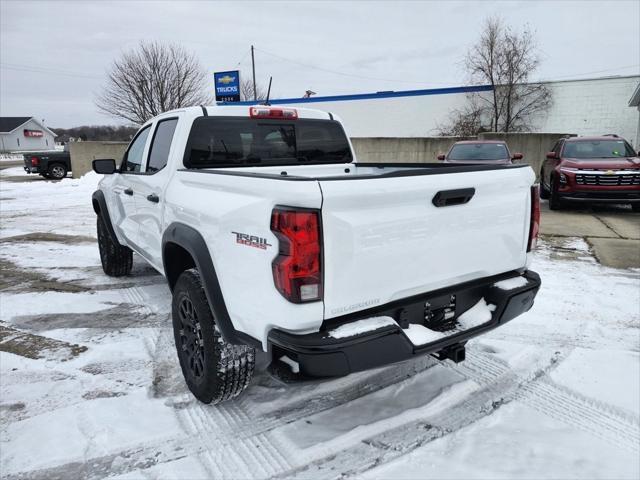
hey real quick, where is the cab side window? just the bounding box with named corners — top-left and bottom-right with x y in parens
top-left (147, 118), bottom-right (178, 173)
top-left (121, 126), bottom-right (151, 173)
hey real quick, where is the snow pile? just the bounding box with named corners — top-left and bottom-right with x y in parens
top-left (0, 166), bottom-right (28, 177)
top-left (493, 276), bottom-right (528, 291)
top-left (457, 298), bottom-right (496, 329)
top-left (328, 316), bottom-right (397, 339)
top-left (77, 170), bottom-right (102, 187)
top-left (403, 324), bottom-right (446, 345)
top-left (402, 298), bottom-right (496, 346)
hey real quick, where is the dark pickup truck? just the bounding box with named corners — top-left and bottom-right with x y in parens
top-left (23, 150), bottom-right (71, 180)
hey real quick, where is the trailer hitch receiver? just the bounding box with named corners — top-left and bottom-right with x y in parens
top-left (433, 343), bottom-right (466, 363)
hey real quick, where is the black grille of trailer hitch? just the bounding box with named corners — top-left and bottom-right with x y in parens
top-left (433, 343), bottom-right (466, 363)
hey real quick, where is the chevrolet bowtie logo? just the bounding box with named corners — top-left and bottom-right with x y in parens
top-left (605, 170), bottom-right (615, 175)
top-left (217, 75), bottom-right (236, 84)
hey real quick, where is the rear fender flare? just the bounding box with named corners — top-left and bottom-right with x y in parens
top-left (162, 222), bottom-right (259, 347)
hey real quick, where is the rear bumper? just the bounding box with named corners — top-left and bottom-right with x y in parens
top-left (23, 166), bottom-right (40, 174)
top-left (268, 270), bottom-right (541, 377)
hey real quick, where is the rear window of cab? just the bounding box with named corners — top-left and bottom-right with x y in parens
top-left (183, 117), bottom-right (353, 168)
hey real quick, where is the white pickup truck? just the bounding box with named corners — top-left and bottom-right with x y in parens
top-left (92, 105), bottom-right (541, 404)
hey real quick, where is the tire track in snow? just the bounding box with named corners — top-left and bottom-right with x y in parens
top-left (122, 285), bottom-right (154, 316)
top-left (180, 401), bottom-right (292, 479)
top-left (486, 328), bottom-right (638, 352)
top-left (272, 355), bottom-right (534, 479)
top-left (168, 357), bottom-right (439, 477)
top-left (180, 354), bottom-right (438, 440)
top-left (272, 349), bottom-right (639, 479)
top-left (458, 350), bottom-right (640, 452)
top-left (9, 348), bottom-right (637, 480)
top-left (3, 357), bottom-right (438, 480)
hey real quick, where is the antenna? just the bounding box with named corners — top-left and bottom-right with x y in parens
top-left (263, 76), bottom-right (273, 106)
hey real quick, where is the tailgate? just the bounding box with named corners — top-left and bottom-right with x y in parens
top-left (320, 166), bottom-right (535, 319)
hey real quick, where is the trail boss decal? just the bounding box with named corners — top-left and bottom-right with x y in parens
top-left (232, 231), bottom-right (272, 250)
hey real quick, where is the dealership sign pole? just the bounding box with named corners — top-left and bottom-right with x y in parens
top-left (214, 70), bottom-right (241, 103)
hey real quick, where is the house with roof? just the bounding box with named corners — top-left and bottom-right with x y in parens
top-left (0, 117), bottom-right (57, 153)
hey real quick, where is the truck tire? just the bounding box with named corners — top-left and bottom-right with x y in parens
top-left (539, 169), bottom-right (550, 199)
top-left (548, 175), bottom-right (563, 210)
top-left (48, 163), bottom-right (67, 180)
top-left (172, 268), bottom-right (255, 404)
top-left (97, 214), bottom-right (133, 276)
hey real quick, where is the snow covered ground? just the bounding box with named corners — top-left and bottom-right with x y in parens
top-left (0, 172), bottom-right (639, 479)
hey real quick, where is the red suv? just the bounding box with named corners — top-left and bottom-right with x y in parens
top-left (438, 140), bottom-right (523, 165)
top-left (540, 135), bottom-right (640, 211)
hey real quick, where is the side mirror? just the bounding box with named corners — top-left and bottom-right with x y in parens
top-left (93, 159), bottom-right (117, 174)
top-left (512, 153), bottom-right (523, 160)
top-left (437, 154), bottom-right (445, 161)
top-left (546, 152), bottom-right (557, 160)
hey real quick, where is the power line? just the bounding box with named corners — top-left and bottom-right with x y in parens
top-left (535, 64), bottom-right (640, 82)
top-left (234, 49), bottom-right (250, 68)
top-left (0, 62), bottom-right (103, 80)
top-left (254, 47), bottom-right (453, 86)
top-left (253, 48), bottom-right (639, 88)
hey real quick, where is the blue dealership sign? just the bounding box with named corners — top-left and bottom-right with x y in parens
top-left (214, 70), bottom-right (241, 102)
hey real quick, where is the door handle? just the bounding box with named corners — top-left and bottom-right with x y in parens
top-left (146, 194), bottom-right (160, 203)
top-left (123, 188), bottom-right (133, 196)
top-left (432, 188), bottom-right (475, 207)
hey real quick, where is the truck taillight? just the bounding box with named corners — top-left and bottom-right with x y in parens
top-left (250, 107), bottom-right (298, 119)
top-left (270, 207), bottom-right (322, 303)
top-left (30, 156), bottom-right (39, 166)
top-left (527, 185), bottom-right (540, 252)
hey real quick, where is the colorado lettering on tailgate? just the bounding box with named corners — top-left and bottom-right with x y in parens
top-left (231, 231), bottom-right (272, 250)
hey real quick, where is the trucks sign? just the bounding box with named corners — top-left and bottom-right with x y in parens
top-left (214, 70), bottom-right (240, 102)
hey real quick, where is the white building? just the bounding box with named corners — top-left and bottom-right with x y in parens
top-left (235, 75), bottom-right (640, 145)
top-left (537, 76), bottom-right (639, 144)
top-left (0, 117), bottom-right (57, 153)
top-left (629, 82), bottom-right (640, 148)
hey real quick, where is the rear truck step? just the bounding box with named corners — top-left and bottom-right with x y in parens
top-left (268, 270), bottom-right (541, 377)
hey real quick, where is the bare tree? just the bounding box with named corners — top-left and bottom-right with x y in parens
top-left (440, 16), bottom-right (552, 135)
top-left (52, 125), bottom-right (138, 142)
top-left (437, 95), bottom-right (487, 136)
top-left (96, 41), bottom-right (212, 124)
top-left (240, 78), bottom-right (267, 101)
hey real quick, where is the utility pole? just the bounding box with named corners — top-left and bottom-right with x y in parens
top-left (251, 45), bottom-right (257, 102)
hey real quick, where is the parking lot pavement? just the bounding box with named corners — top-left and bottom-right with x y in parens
top-left (540, 201), bottom-right (640, 269)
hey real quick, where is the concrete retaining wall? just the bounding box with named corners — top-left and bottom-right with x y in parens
top-left (69, 141), bottom-right (128, 178)
top-left (351, 136), bottom-right (472, 163)
top-left (68, 134), bottom-right (573, 180)
top-left (351, 132), bottom-right (574, 178)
